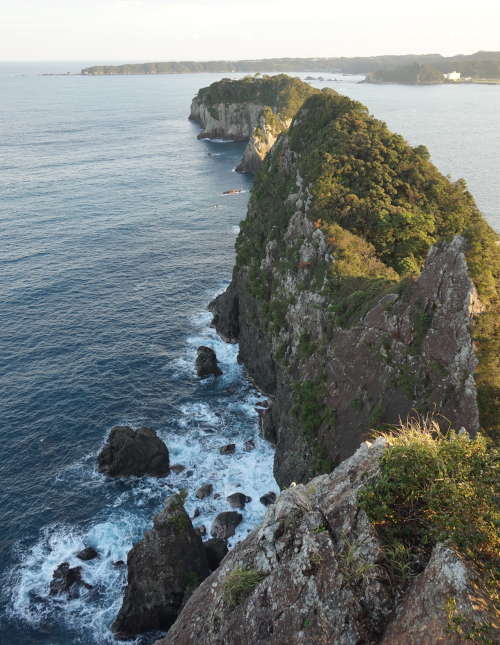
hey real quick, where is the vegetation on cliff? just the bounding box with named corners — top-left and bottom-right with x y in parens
top-left (368, 62), bottom-right (445, 84)
top-left (359, 420), bottom-right (500, 632)
top-left (235, 91), bottom-right (500, 441)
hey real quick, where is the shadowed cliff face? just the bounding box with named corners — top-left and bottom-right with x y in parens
top-left (210, 233), bottom-right (483, 488)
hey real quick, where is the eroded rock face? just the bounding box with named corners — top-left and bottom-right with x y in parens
top-left (154, 439), bottom-right (499, 645)
top-left (195, 346), bottom-right (222, 378)
top-left (112, 493), bottom-right (210, 639)
top-left (97, 426), bottom-right (170, 478)
top-left (210, 233), bottom-right (483, 487)
top-left (203, 538), bottom-right (228, 572)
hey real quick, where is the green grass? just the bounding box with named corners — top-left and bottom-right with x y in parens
top-left (358, 418), bottom-right (500, 614)
top-left (222, 568), bottom-right (267, 607)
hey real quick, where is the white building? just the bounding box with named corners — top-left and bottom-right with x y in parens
top-left (445, 71), bottom-right (461, 81)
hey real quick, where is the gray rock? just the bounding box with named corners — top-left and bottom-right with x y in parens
top-left (195, 525), bottom-right (206, 537)
top-left (226, 493), bottom-right (252, 509)
top-left (97, 426), bottom-right (170, 478)
top-left (76, 547), bottom-right (99, 561)
top-left (203, 538), bottom-right (228, 571)
top-left (112, 493), bottom-right (209, 639)
top-left (49, 563), bottom-right (93, 600)
top-left (220, 444), bottom-right (235, 455)
top-left (196, 346), bottom-right (222, 378)
top-left (195, 483), bottom-right (213, 499)
top-left (210, 512), bottom-right (243, 539)
top-left (259, 491), bottom-right (277, 507)
top-left (245, 439), bottom-right (255, 451)
top-left (171, 464), bottom-right (186, 474)
top-left (192, 508), bottom-right (200, 519)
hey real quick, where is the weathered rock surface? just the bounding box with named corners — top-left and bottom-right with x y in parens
top-left (97, 426), bottom-right (170, 478)
top-left (226, 492), bottom-right (252, 508)
top-left (195, 346), bottom-right (222, 378)
top-left (203, 538), bottom-right (228, 571)
top-left (210, 511), bottom-right (243, 539)
top-left (76, 547), bottom-right (98, 561)
top-left (49, 563), bottom-right (93, 599)
top-left (195, 483), bottom-right (213, 499)
top-left (112, 493), bottom-right (209, 638)
top-left (210, 232), bottom-right (483, 487)
top-left (155, 439), bottom-right (499, 645)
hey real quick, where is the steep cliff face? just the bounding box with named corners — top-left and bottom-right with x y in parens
top-left (189, 75), bottom-right (331, 172)
top-left (210, 92), bottom-right (500, 488)
top-left (155, 438), bottom-right (500, 645)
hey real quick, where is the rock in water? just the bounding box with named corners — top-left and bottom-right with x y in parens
top-left (259, 491), bottom-right (277, 506)
top-left (210, 511), bottom-right (243, 539)
top-left (97, 426), bottom-right (170, 478)
top-left (195, 346), bottom-right (222, 378)
top-left (76, 547), bottom-right (99, 561)
top-left (49, 563), bottom-right (93, 600)
top-left (226, 492), bottom-right (252, 508)
top-left (195, 483), bottom-right (213, 499)
top-left (112, 492), bottom-right (209, 639)
top-left (220, 443), bottom-right (235, 455)
top-left (203, 538), bottom-right (228, 571)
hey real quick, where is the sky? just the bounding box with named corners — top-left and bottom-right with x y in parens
top-left (1, 0), bottom-right (499, 62)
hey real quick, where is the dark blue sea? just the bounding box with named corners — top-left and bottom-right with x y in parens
top-left (1, 63), bottom-right (499, 645)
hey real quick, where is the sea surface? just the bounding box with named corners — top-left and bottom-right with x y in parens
top-left (0, 63), bottom-right (499, 645)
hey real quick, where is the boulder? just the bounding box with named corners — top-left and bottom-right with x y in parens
top-left (195, 483), bottom-right (213, 499)
top-left (112, 493), bottom-right (210, 639)
top-left (226, 493), bottom-right (252, 509)
top-left (112, 560), bottom-right (125, 568)
top-left (171, 464), bottom-right (186, 474)
top-left (192, 508), bottom-right (200, 519)
top-left (49, 563), bottom-right (93, 600)
top-left (97, 426), bottom-right (170, 478)
top-left (245, 439), bottom-right (255, 451)
top-left (210, 512), bottom-right (243, 539)
top-left (203, 538), bottom-right (228, 571)
top-left (195, 346), bottom-right (222, 378)
top-left (220, 444), bottom-right (235, 455)
top-left (76, 547), bottom-right (99, 561)
top-left (195, 525), bottom-right (206, 537)
top-left (259, 491), bottom-right (277, 507)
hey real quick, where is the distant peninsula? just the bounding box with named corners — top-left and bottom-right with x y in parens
top-left (80, 50), bottom-right (500, 76)
top-left (366, 59), bottom-right (500, 83)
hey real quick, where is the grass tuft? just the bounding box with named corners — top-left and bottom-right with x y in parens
top-left (222, 568), bottom-right (267, 607)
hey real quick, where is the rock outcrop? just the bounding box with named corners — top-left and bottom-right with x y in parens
top-left (112, 493), bottom-right (210, 639)
top-left (155, 439), bottom-right (500, 645)
top-left (196, 346), bottom-right (222, 378)
top-left (49, 563), bottom-right (93, 599)
top-left (97, 426), bottom-right (170, 478)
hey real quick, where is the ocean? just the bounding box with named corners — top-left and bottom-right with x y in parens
top-left (0, 63), bottom-right (499, 645)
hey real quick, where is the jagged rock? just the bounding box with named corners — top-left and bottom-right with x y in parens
top-left (196, 346), bottom-right (222, 378)
top-left (154, 438), bottom-right (499, 645)
top-left (76, 547), bottom-right (98, 561)
top-left (226, 493), bottom-right (252, 508)
top-left (203, 538), bottom-right (228, 571)
top-left (195, 525), bottom-right (206, 537)
top-left (112, 493), bottom-right (209, 638)
top-left (245, 439), bottom-right (255, 451)
top-left (259, 491), bottom-right (277, 507)
top-left (49, 563), bottom-right (93, 600)
top-left (210, 512), bottom-right (242, 539)
top-left (220, 444), bottom-right (235, 455)
top-left (97, 426), bottom-right (170, 478)
top-left (171, 464), bottom-right (186, 474)
top-left (112, 560), bottom-right (125, 568)
top-left (195, 483), bottom-right (213, 499)
top-left (192, 508), bottom-right (200, 519)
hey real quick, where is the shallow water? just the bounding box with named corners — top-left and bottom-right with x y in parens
top-left (0, 64), bottom-right (499, 645)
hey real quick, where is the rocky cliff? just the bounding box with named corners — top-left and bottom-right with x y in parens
top-left (155, 437), bottom-right (500, 645)
top-left (189, 75), bottom-right (335, 172)
top-left (209, 91), bottom-right (500, 488)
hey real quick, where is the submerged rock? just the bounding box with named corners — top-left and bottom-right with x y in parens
top-left (203, 538), bottom-right (228, 571)
top-left (226, 492), bottom-right (252, 508)
top-left (171, 464), bottom-right (186, 474)
top-left (49, 563), bottom-right (93, 600)
top-left (195, 346), bottom-right (222, 378)
top-left (210, 511), bottom-right (243, 539)
top-left (97, 426), bottom-right (170, 478)
top-left (76, 547), bottom-right (99, 561)
top-left (245, 439), bottom-right (255, 451)
top-left (112, 492), bottom-right (209, 639)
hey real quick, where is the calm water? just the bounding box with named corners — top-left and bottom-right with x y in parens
top-left (0, 64), bottom-right (499, 645)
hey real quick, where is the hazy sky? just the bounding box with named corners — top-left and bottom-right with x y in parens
top-left (1, 0), bottom-right (498, 62)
